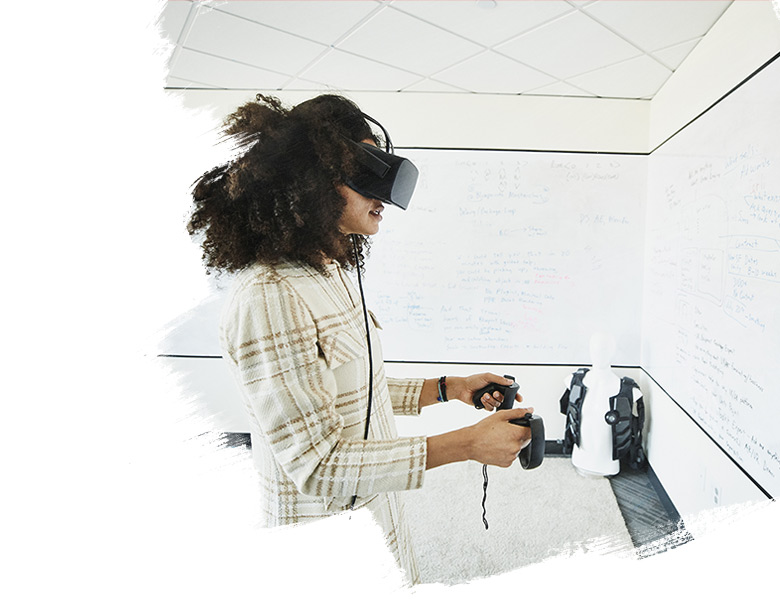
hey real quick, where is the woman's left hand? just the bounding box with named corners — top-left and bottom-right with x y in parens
top-left (445, 373), bottom-right (521, 411)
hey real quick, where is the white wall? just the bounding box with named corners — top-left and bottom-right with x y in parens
top-left (639, 0), bottom-right (780, 520)
top-left (172, 84), bottom-right (649, 154)
top-left (172, 1), bottom-right (780, 518)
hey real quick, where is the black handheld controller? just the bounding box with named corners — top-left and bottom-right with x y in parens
top-left (509, 413), bottom-right (545, 469)
top-left (472, 374), bottom-right (545, 470)
top-left (471, 375), bottom-right (520, 410)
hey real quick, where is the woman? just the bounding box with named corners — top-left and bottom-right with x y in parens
top-left (187, 94), bottom-right (533, 584)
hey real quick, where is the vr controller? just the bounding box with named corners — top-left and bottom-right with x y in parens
top-left (471, 375), bottom-right (545, 470)
top-left (510, 413), bottom-right (545, 470)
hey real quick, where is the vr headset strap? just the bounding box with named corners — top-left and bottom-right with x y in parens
top-left (351, 142), bottom-right (391, 176)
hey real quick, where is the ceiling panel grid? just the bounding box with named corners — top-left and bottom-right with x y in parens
top-left (159, 0), bottom-right (733, 100)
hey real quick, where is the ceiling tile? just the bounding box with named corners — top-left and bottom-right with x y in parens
top-left (184, 7), bottom-right (326, 76)
top-left (582, 0), bottom-right (732, 52)
top-left (299, 49), bottom-right (424, 92)
top-left (214, 1), bottom-right (382, 45)
top-left (391, 0), bottom-right (574, 47)
top-left (158, 1), bottom-right (193, 45)
top-left (433, 51), bottom-right (557, 94)
top-left (652, 37), bottom-right (703, 71)
top-left (567, 54), bottom-right (672, 99)
top-left (337, 6), bottom-right (483, 76)
top-left (496, 10), bottom-right (643, 80)
top-left (168, 47), bottom-right (291, 89)
top-left (155, 0), bottom-right (720, 100)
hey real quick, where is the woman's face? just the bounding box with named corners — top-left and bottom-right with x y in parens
top-left (337, 139), bottom-right (385, 236)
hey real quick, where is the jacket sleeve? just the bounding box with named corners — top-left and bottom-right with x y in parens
top-left (221, 277), bottom-right (427, 499)
top-left (387, 378), bottom-right (424, 416)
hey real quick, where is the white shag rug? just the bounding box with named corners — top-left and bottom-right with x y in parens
top-left (402, 457), bottom-right (635, 585)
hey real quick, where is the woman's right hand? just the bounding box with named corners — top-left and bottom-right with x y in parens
top-left (466, 407), bottom-right (534, 467)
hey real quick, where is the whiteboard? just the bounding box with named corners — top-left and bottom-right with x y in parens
top-left (642, 58), bottom-right (780, 496)
top-left (161, 150), bottom-right (647, 365)
top-left (362, 149), bottom-right (647, 365)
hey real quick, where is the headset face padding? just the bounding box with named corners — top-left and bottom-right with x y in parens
top-left (345, 142), bottom-right (418, 210)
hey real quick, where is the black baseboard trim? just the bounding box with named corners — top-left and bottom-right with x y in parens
top-left (646, 464), bottom-right (682, 522)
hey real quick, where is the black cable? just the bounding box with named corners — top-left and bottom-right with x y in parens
top-left (350, 234), bottom-right (374, 509)
top-left (481, 464), bottom-right (489, 530)
top-left (347, 111), bottom-right (391, 510)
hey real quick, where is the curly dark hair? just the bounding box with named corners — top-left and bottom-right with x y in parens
top-left (187, 94), bottom-right (382, 274)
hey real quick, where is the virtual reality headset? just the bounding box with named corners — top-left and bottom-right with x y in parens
top-left (343, 112), bottom-right (418, 210)
top-left (345, 142), bottom-right (418, 210)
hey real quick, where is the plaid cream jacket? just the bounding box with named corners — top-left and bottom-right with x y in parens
top-left (219, 260), bottom-right (427, 582)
